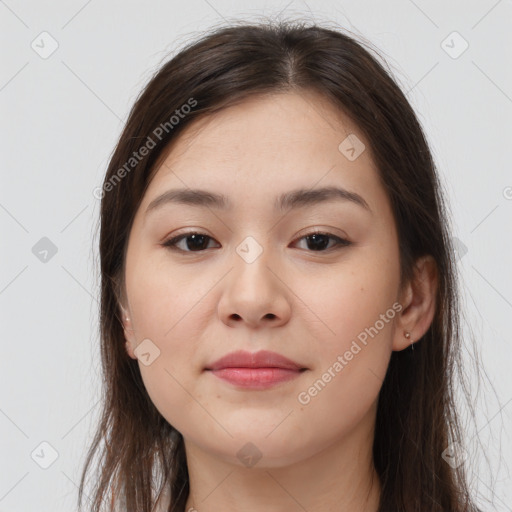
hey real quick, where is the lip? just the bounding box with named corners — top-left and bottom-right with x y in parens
top-left (205, 350), bottom-right (307, 390)
top-left (205, 350), bottom-right (305, 371)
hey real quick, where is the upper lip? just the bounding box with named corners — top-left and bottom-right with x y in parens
top-left (205, 350), bottom-right (306, 371)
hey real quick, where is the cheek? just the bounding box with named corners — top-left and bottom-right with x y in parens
top-left (291, 345), bottom-right (388, 461)
top-left (126, 248), bottom-right (204, 339)
top-left (290, 264), bottom-right (397, 450)
top-left (294, 250), bottom-right (400, 349)
top-left (290, 243), bottom-right (400, 408)
top-left (125, 251), bottom-right (214, 428)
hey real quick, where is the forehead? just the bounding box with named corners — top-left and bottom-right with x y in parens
top-left (157, 90), bottom-right (367, 163)
top-left (140, 91), bottom-right (382, 214)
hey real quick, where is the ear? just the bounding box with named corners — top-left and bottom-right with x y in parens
top-left (119, 304), bottom-right (137, 360)
top-left (393, 254), bottom-right (438, 351)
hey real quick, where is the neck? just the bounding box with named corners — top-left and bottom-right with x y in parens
top-left (183, 406), bottom-right (381, 512)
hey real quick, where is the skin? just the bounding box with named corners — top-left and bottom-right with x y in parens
top-left (119, 91), bottom-right (438, 512)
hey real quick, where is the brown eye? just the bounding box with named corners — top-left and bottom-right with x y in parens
top-left (292, 231), bottom-right (351, 252)
top-left (162, 232), bottom-right (219, 252)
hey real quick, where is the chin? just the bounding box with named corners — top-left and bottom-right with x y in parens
top-left (203, 431), bottom-right (314, 469)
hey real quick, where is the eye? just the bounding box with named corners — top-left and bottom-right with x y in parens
top-left (291, 230), bottom-right (351, 252)
top-left (162, 232), bottom-right (220, 252)
top-left (162, 230), bottom-right (351, 253)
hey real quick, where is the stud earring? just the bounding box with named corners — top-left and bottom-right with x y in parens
top-left (404, 330), bottom-right (414, 350)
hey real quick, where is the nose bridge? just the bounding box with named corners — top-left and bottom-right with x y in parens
top-left (235, 234), bottom-right (267, 267)
top-left (217, 233), bottom-right (290, 327)
top-left (231, 233), bottom-right (274, 292)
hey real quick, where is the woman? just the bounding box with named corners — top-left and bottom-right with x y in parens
top-left (79, 20), bottom-right (483, 512)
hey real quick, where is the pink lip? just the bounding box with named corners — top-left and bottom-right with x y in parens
top-left (205, 350), bottom-right (307, 390)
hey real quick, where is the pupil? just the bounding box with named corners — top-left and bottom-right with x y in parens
top-left (187, 234), bottom-right (208, 251)
top-left (307, 234), bottom-right (329, 251)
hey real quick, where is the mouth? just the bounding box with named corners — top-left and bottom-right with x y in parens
top-left (204, 350), bottom-right (308, 390)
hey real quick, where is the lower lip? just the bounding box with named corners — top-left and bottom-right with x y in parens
top-left (207, 368), bottom-right (303, 389)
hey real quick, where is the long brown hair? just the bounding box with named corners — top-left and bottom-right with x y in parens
top-left (79, 19), bottom-right (485, 512)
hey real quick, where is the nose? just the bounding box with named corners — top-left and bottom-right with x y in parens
top-left (217, 242), bottom-right (292, 329)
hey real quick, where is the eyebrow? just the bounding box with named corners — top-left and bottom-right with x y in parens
top-left (145, 185), bottom-right (372, 216)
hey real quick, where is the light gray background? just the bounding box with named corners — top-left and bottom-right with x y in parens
top-left (1, 1), bottom-right (511, 510)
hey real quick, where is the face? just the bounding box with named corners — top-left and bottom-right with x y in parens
top-left (120, 91), bottom-right (406, 468)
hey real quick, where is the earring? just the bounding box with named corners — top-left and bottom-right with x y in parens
top-left (404, 330), bottom-right (414, 350)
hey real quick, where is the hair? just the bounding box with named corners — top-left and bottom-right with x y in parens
top-left (79, 18), bottom-right (486, 512)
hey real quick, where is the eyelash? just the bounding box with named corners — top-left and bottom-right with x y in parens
top-left (162, 230), bottom-right (351, 253)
